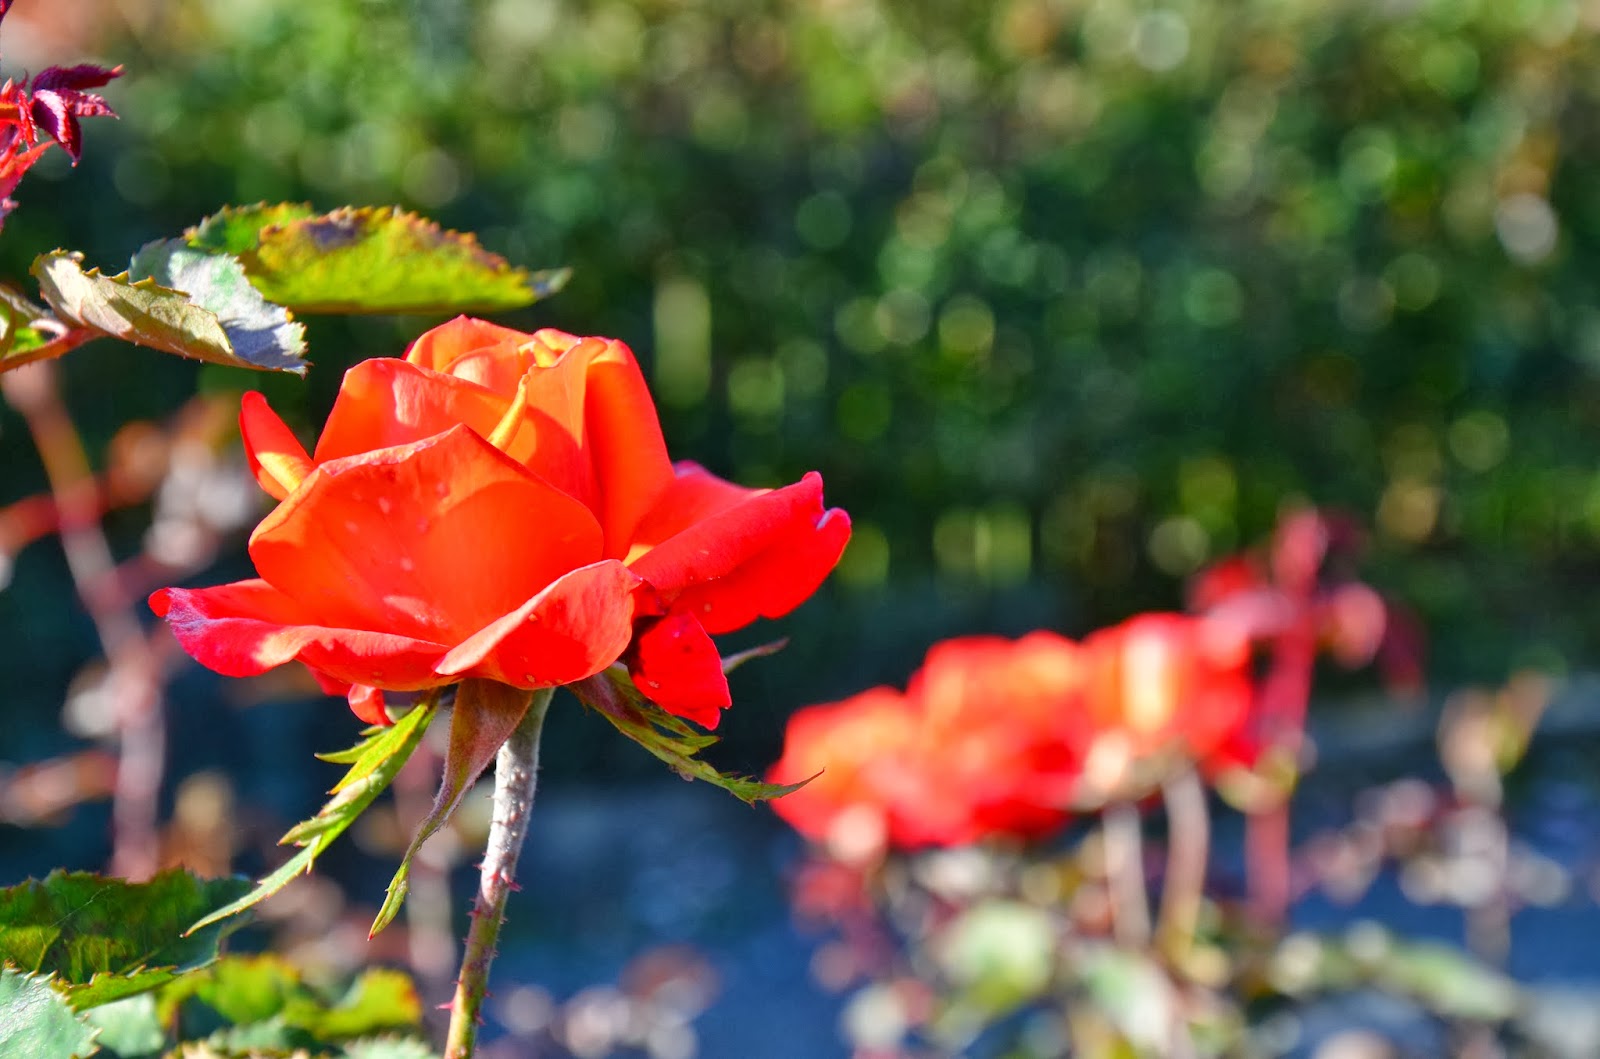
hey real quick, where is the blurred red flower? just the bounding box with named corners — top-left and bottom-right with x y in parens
top-left (153, 317), bottom-right (849, 727)
top-left (769, 632), bottom-right (1085, 855)
top-left (770, 615), bottom-right (1260, 853)
top-left (1070, 613), bottom-right (1254, 804)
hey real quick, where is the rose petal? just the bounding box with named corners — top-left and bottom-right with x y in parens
top-left (346, 684), bottom-right (389, 725)
top-left (623, 461), bottom-right (756, 558)
top-left (566, 335), bottom-right (675, 557)
top-left (251, 426), bottom-right (603, 645)
top-left (434, 559), bottom-right (647, 687)
top-left (628, 611), bottom-right (731, 729)
top-left (631, 469), bottom-right (850, 634)
top-left (151, 581), bottom-right (450, 689)
top-left (313, 358), bottom-right (513, 463)
top-left (239, 391), bottom-right (312, 501)
top-left (403, 315), bottom-right (533, 390)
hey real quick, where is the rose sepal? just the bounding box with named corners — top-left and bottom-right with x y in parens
top-left (185, 695), bottom-right (440, 936)
top-left (572, 665), bottom-right (811, 805)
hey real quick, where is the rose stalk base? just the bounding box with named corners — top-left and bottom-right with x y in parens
top-left (443, 685), bottom-right (554, 1059)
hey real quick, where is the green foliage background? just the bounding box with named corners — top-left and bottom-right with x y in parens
top-left (5, 0), bottom-right (1599, 759)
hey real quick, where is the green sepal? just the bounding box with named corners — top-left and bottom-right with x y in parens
top-left (574, 667), bottom-right (808, 805)
top-left (185, 698), bottom-right (438, 936)
top-left (369, 681), bottom-right (538, 938)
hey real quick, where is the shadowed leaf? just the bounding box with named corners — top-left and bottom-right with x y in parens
top-left (0, 871), bottom-right (253, 1011)
top-left (129, 239), bottom-right (307, 373)
top-left (30, 251), bottom-right (307, 374)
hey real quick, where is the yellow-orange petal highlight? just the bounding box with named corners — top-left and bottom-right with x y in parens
top-left (239, 391), bottom-right (312, 501)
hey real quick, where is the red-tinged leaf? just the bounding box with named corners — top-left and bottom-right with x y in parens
top-left (369, 680), bottom-right (535, 937)
top-left (31, 64), bottom-right (122, 93)
top-left (23, 65), bottom-right (120, 163)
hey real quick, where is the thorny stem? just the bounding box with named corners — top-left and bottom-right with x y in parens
top-left (1156, 767), bottom-right (1210, 967)
top-left (444, 685), bottom-right (554, 1059)
top-left (1248, 620), bottom-right (1316, 926)
top-left (2, 362), bottom-right (166, 880)
top-left (1103, 800), bottom-right (1150, 948)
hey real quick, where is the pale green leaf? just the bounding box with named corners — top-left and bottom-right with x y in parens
top-left (30, 252), bottom-right (307, 374)
top-left (0, 969), bottom-right (97, 1059)
top-left (129, 239), bottom-right (307, 373)
top-left (81, 993), bottom-right (164, 1058)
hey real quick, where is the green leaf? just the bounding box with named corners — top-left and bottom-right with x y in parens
top-left (1376, 940), bottom-right (1520, 1021)
top-left (574, 668), bottom-right (806, 805)
top-left (370, 681), bottom-right (535, 937)
top-left (185, 203), bottom-right (317, 257)
top-left (30, 251), bottom-right (308, 374)
top-left (933, 901), bottom-right (1057, 1015)
top-left (0, 870), bottom-right (253, 1011)
top-left (340, 1038), bottom-right (441, 1059)
top-left (81, 993), bottom-right (164, 1058)
top-left (1077, 945), bottom-right (1179, 1054)
top-left (0, 969), bottom-right (97, 1059)
top-left (155, 957), bottom-right (424, 1055)
top-left (186, 698), bottom-right (438, 936)
top-left (289, 968), bottom-right (422, 1040)
top-left (187, 203), bottom-right (568, 314)
top-left (128, 239), bottom-right (307, 374)
top-left (0, 284), bottom-right (64, 370)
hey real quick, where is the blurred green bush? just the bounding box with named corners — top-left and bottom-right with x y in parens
top-left (5, 0), bottom-right (1599, 725)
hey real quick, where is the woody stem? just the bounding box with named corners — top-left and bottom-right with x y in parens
top-left (1104, 800), bottom-right (1150, 948)
top-left (443, 685), bottom-right (554, 1059)
top-left (1156, 767), bottom-right (1210, 967)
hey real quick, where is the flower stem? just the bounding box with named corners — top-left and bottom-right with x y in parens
top-left (443, 685), bottom-right (554, 1059)
top-left (1156, 767), bottom-right (1210, 967)
top-left (1103, 800), bottom-right (1149, 948)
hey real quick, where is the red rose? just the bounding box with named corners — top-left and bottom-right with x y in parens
top-left (1071, 613), bottom-right (1254, 803)
top-left (152, 317), bottom-right (849, 727)
top-left (769, 632), bottom-right (1085, 853)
